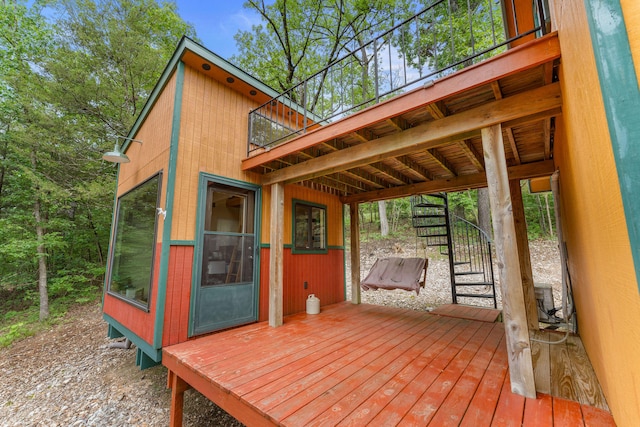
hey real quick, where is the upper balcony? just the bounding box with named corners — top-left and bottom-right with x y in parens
top-left (243, 0), bottom-right (560, 200)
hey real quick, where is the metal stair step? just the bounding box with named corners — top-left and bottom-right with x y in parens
top-left (454, 293), bottom-right (496, 299)
top-left (454, 282), bottom-right (495, 287)
top-left (454, 271), bottom-right (485, 276)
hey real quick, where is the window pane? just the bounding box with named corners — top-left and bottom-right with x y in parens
top-left (202, 234), bottom-right (254, 286)
top-left (294, 204), bottom-right (310, 249)
top-left (108, 174), bottom-right (160, 306)
top-left (311, 207), bottom-right (326, 249)
top-left (293, 202), bottom-right (327, 252)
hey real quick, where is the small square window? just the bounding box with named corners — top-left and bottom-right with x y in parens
top-left (293, 201), bottom-right (327, 253)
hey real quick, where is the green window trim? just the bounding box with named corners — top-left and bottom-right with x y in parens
top-left (292, 199), bottom-right (328, 254)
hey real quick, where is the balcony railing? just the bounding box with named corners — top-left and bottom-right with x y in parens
top-left (248, 0), bottom-right (548, 155)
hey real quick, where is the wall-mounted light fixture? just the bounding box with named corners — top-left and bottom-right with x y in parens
top-left (102, 136), bottom-right (143, 163)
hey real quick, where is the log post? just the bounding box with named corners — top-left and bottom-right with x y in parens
top-left (269, 182), bottom-right (284, 327)
top-left (349, 203), bottom-right (361, 304)
top-left (510, 179), bottom-right (539, 330)
top-left (482, 124), bottom-right (536, 398)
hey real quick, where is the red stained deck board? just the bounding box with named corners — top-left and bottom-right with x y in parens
top-left (336, 316), bottom-right (465, 426)
top-left (459, 334), bottom-right (509, 427)
top-left (368, 318), bottom-right (486, 426)
top-left (163, 302), bottom-right (616, 427)
top-left (522, 393), bottom-right (553, 426)
top-left (239, 307), bottom-right (431, 407)
top-left (553, 396), bottom-right (585, 427)
top-left (265, 312), bottom-right (436, 421)
top-left (581, 404), bottom-right (617, 427)
top-left (427, 323), bottom-right (504, 426)
top-left (219, 305), bottom-right (420, 391)
top-left (396, 322), bottom-right (497, 426)
top-left (491, 372), bottom-right (526, 426)
top-left (290, 316), bottom-right (461, 426)
top-left (431, 304), bottom-right (501, 323)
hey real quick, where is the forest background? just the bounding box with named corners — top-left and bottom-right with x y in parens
top-left (0, 0), bottom-right (555, 347)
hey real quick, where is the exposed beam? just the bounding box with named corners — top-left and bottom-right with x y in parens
top-left (369, 162), bottom-right (413, 185)
top-left (427, 148), bottom-right (457, 176)
top-left (397, 156), bottom-right (434, 181)
top-left (340, 160), bottom-right (554, 204)
top-left (506, 127), bottom-right (522, 164)
top-left (350, 203), bottom-right (361, 304)
top-left (261, 83), bottom-right (561, 186)
top-left (482, 124), bottom-right (536, 398)
top-left (242, 33), bottom-right (561, 171)
top-left (503, 107), bottom-right (562, 129)
top-left (491, 81), bottom-right (503, 99)
top-left (544, 118), bottom-right (552, 160)
top-left (457, 139), bottom-right (485, 171)
top-left (342, 169), bottom-right (387, 189)
top-left (350, 128), bottom-right (375, 143)
top-left (269, 183), bottom-right (284, 327)
top-left (386, 116), bottom-right (409, 132)
top-left (426, 101), bottom-right (449, 119)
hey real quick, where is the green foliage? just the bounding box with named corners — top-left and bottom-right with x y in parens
top-left (0, 0), bottom-right (196, 326)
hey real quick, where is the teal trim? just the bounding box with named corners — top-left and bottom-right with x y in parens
top-left (136, 348), bottom-right (159, 369)
top-left (260, 243), bottom-right (271, 249)
top-left (328, 245), bottom-right (346, 250)
top-left (170, 240), bottom-right (195, 246)
top-left (153, 60), bottom-right (185, 349)
top-left (584, 0), bottom-right (640, 291)
top-left (103, 313), bottom-right (162, 363)
top-left (188, 173), bottom-right (262, 337)
top-left (284, 243), bottom-right (293, 249)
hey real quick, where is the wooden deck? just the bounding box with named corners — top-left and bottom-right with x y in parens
top-left (163, 303), bottom-right (615, 426)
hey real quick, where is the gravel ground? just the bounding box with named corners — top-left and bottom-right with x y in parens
top-left (0, 239), bottom-right (561, 426)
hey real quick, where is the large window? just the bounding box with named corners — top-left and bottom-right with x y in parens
top-left (293, 200), bottom-right (327, 253)
top-left (107, 173), bottom-right (161, 308)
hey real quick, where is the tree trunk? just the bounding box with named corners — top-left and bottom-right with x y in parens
top-left (31, 150), bottom-right (49, 322)
top-left (544, 193), bottom-right (554, 237)
top-left (378, 200), bottom-right (389, 236)
top-left (477, 187), bottom-right (492, 238)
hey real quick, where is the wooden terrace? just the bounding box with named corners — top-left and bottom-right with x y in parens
top-left (164, 303), bottom-right (615, 426)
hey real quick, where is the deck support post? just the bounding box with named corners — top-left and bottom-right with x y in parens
top-left (510, 179), bottom-right (539, 330)
top-left (482, 124), bottom-right (536, 398)
top-left (349, 202), bottom-right (361, 304)
top-left (269, 182), bottom-right (284, 327)
top-left (168, 370), bottom-right (190, 427)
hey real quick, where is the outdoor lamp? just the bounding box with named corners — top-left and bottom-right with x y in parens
top-left (102, 137), bottom-right (143, 163)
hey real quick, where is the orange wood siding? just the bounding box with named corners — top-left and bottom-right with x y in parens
top-left (171, 65), bottom-right (262, 241)
top-left (116, 73), bottom-right (175, 243)
top-left (622, 0), bottom-right (640, 87)
top-left (258, 248), bottom-right (345, 321)
top-left (103, 242), bottom-right (162, 345)
top-left (162, 245), bottom-right (194, 347)
top-left (261, 184), bottom-right (344, 246)
top-left (551, 1), bottom-right (640, 425)
top-left (502, 0), bottom-right (536, 47)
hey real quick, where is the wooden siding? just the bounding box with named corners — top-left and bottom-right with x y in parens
top-left (552, 0), bottom-right (640, 425)
top-left (116, 73), bottom-right (175, 242)
top-left (622, 0), bottom-right (640, 86)
top-left (258, 248), bottom-right (345, 321)
top-left (162, 245), bottom-right (194, 347)
top-left (103, 242), bottom-right (163, 344)
top-left (261, 184), bottom-right (344, 246)
top-left (171, 64), bottom-right (262, 241)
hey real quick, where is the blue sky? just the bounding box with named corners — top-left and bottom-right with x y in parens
top-left (174, 1), bottom-right (262, 60)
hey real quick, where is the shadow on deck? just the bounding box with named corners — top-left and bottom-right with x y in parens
top-left (163, 302), bottom-right (614, 426)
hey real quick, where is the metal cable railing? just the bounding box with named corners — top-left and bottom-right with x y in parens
top-left (248, 0), bottom-right (548, 155)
